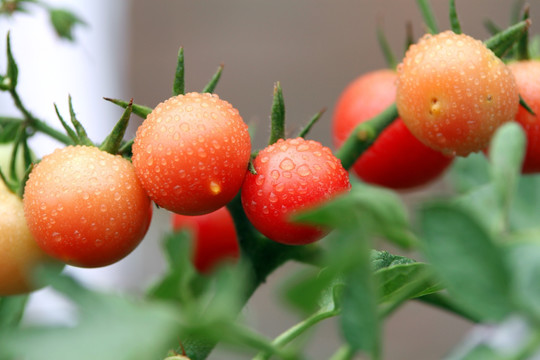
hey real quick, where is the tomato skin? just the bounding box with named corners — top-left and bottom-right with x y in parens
top-left (132, 92), bottom-right (252, 215)
top-left (0, 181), bottom-right (58, 295)
top-left (396, 31), bottom-right (519, 156)
top-left (23, 145), bottom-right (153, 268)
top-left (332, 69), bottom-right (453, 189)
top-left (507, 60), bottom-right (540, 173)
top-left (241, 138), bottom-right (351, 245)
top-left (172, 206), bottom-right (240, 274)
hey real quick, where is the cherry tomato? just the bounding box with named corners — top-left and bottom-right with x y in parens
top-left (0, 181), bottom-right (58, 295)
top-left (23, 145), bottom-right (153, 268)
top-left (241, 138), bottom-right (351, 245)
top-left (396, 31), bottom-right (519, 156)
top-left (132, 92), bottom-right (251, 215)
top-left (172, 206), bottom-right (239, 274)
top-left (332, 69), bottom-right (453, 189)
top-left (507, 60), bottom-right (540, 173)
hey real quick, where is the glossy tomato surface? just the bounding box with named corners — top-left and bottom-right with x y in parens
top-left (241, 138), bottom-right (351, 245)
top-left (0, 181), bottom-right (57, 295)
top-left (396, 31), bottom-right (519, 156)
top-left (332, 69), bottom-right (453, 189)
top-left (23, 145), bottom-right (153, 268)
top-left (508, 60), bottom-right (540, 173)
top-left (172, 206), bottom-right (239, 274)
top-left (132, 92), bottom-right (251, 215)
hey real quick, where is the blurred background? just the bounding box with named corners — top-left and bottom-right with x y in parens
top-left (1, 0), bottom-right (539, 359)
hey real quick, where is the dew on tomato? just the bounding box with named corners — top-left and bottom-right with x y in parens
top-left (132, 92), bottom-right (251, 215)
top-left (396, 31), bottom-right (519, 156)
top-left (241, 138), bottom-right (351, 245)
top-left (23, 145), bottom-right (153, 268)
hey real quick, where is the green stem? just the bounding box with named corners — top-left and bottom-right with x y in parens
top-left (9, 88), bottom-right (73, 145)
top-left (253, 308), bottom-right (340, 360)
top-left (335, 102), bottom-right (398, 170)
top-left (329, 345), bottom-right (355, 360)
top-left (230, 323), bottom-right (297, 360)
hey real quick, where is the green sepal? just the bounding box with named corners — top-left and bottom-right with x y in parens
top-left (268, 82), bottom-right (285, 145)
top-left (449, 0), bottom-right (462, 35)
top-left (404, 21), bottom-right (414, 53)
top-left (519, 94), bottom-right (536, 116)
top-left (376, 24), bottom-right (397, 70)
top-left (118, 139), bottom-right (134, 157)
top-left (173, 46), bottom-right (185, 96)
top-left (202, 64), bottom-right (224, 93)
top-left (483, 19), bottom-right (501, 37)
top-left (54, 103), bottom-right (79, 144)
top-left (103, 97), bottom-right (153, 119)
top-left (484, 19), bottom-right (531, 58)
top-left (416, 0), bottom-right (439, 34)
top-left (297, 108), bottom-right (325, 139)
top-left (5, 31), bottom-right (18, 90)
top-left (99, 98), bottom-right (133, 155)
top-left (68, 95), bottom-right (94, 147)
top-left (517, 5), bottom-right (530, 61)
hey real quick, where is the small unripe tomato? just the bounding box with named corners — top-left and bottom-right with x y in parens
top-left (132, 92), bottom-right (252, 215)
top-left (241, 138), bottom-right (351, 245)
top-left (396, 31), bottom-right (519, 156)
top-left (172, 206), bottom-right (240, 274)
top-left (23, 145), bottom-right (153, 268)
top-left (0, 181), bottom-right (58, 295)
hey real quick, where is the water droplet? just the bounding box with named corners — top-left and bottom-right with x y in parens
top-left (180, 123), bottom-right (190, 132)
top-left (95, 239), bottom-right (103, 247)
top-left (271, 170), bottom-right (280, 180)
top-left (269, 193), bottom-right (278, 203)
top-left (52, 232), bottom-right (62, 243)
top-left (260, 156), bottom-right (269, 163)
top-left (114, 192), bottom-right (121, 201)
top-left (279, 158), bottom-right (295, 171)
top-left (275, 183), bottom-right (285, 192)
top-left (100, 204), bottom-right (107, 212)
top-left (297, 164), bottom-right (311, 177)
top-left (147, 156), bottom-right (154, 166)
top-left (256, 175), bottom-right (265, 186)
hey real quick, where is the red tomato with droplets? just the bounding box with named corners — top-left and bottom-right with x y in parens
top-left (241, 138), bottom-right (351, 245)
top-left (396, 31), bottom-right (519, 156)
top-left (332, 69), bottom-right (453, 189)
top-left (23, 145), bottom-right (153, 268)
top-left (172, 206), bottom-right (240, 274)
top-left (507, 60), bottom-right (540, 173)
top-left (132, 92), bottom-right (251, 215)
top-left (0, 181), bottom-right (59, 295)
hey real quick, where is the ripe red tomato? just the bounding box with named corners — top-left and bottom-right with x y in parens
top-left (507, 60), bottom-right (540, 173)
top-left (396, 31), bottom-right (519, 156)
top-left (241, 138), bottom-right (351, 245)
top-left (132, 92), bottom-right (251, 215)
top-left (332, 69), bottom-right (453, 189)
top-left (172, 206), bottom-right (239, 274)
top-left (0, 181), bottom-right (58, 295)
top-left (23, 145), bottom-right (153, 268)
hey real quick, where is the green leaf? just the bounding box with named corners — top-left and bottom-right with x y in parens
top-left (488, 122), bottom-right (526, 225)
top-left (148, 230), bottom-right (199, 304)
top-left (0, 295), bottom-right (28, 330)
top-left (268, 82), bottom-right (285, 145)
top-left (420, 202), bottom-right (514, 322)
top-left (506, 240), bottom-right (540, 321)
top-left (0, 120), bottom-right (21, 143)
top-left (173, 46), bottom-right (185, 96)
top-left (454, 184), bottom-right (503, 234)
top-left (370, 250), bottom-right (415, 272)
top-left (376, 263), bottom-right (442, 307)
top-left (449, 152), bottom-right (490, 194)
top-left (201, 64), bottom-right (223, 93)
top-left (49, 8), bottom-right (86, 42)
top-left (295, 182), bottom-right (418, 249)
top-left (5, 32), bottom-right (18, 90)
top-left (509, 175), bottom-right (540, 230)
top-left (0, 271), bottom-right (182, 360)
